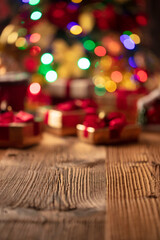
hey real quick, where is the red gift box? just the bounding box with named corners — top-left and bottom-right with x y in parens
top-left (45, 99), bottom-right (97, 136)
top-left (0, 111), bottom-right (43, 148)
top-left (94, 88), bottom-right (147, 124)
top-left (77, 112), bottom-right (141, 144)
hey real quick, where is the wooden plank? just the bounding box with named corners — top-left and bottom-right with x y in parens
top-left (106, 133), bottom-right (160, 240)
top-left (0, 133), bottom-right (106, 240)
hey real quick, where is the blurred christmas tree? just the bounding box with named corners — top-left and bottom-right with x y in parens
top-left (0, 0), bottom-right (159, 106)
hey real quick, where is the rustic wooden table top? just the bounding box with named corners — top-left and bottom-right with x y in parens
top-left (0, 132), bottom-right (159, 240)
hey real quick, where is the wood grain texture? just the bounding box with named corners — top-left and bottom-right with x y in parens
top-left (106, 133), bottom-right (160, 240)
top-left (0, 133), bottom-right (106, 240)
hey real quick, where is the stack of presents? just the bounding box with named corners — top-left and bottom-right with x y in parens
top-left (0, 73), bottom-right (160, 148)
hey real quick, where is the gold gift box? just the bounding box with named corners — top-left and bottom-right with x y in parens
top-left (46, 109), bottom-right (86, 136)
top-left (0, 121), bottom-right (43, 148)
top-left (77, 124), bottom-right (141, 144)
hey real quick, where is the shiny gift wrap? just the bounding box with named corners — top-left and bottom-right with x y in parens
top-left (77, 112), bottom-right (141, 144)
top-left (0, 111), bottom-right (43, 148)
top-left (45, 99), bottom-right (97, 136)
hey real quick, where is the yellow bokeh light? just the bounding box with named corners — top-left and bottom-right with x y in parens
top-left (79, 12), bottom-right (94, 33)
top-left (70, 25), bottom-right (82, 35)
top-left (7, 32), bottom-right (18, 44)
top-left (105, 80), bottom-right (117, 92)
top-left (0, 67), bottom-right (6, 75)
top-left (93, 75), bottom-right (106, 86)
top-left (71, 0), bottom-right (83, 3)
top-left (130, 34), bottom-right (140, 44)
top-left (15, 37), bottom-right (27, 48)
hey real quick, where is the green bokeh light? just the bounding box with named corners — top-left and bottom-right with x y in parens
top-left (83, 40), bottom-right (95, 51)
top-left (123, 30), bottom-right (132, 36)
top-left (41, 53), bottom-right (54, 65)
top-left (29, 0), bottom-right (40, 6)
top-left (94, 86), bottom-right (106, 96)
top-left (77, 57), bottom-right (91, 70)
top-left (38, 64), bottom-right (53, 76)
top-left (45, 70), bottom-right (58, 83)
top-left (30, 11), bottom-right (42, 21)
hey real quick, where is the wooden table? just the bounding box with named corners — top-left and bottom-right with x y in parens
top-left (0, 132), bottom-right (159, 240)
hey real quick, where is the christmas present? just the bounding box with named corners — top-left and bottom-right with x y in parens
top-left (77, 112), bottom-right (141, 144)
top-left (138, 88), bottom-right (160, 131)
top-left (0, 72), bottom-right (29, 111)
top-left (0, 110), bottom-right (43, 148)
top-left (46, 78), bottom-right (94, 101)
top-left (94, 88), bottom-right (147, 124)
top-left (45, 99), bottom-right (97, 136)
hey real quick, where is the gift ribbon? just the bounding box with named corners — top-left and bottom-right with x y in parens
top-left (0, 111), bottom-right (37, 140)
top-left (82, 112), bottom-right (127, 139)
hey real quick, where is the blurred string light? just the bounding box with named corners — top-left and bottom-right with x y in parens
top-left (30, 11), bottom-right (42, 20)
top-left (136, 15), bottom-right (147, 26)
top-left (105, 80), bottom-right (117, 92)
top-left (67, 22), bottom-right (78, 30)
top-left (94, 46), bottom-right (106, 57)
top-left (22, 0), bottom-right (29, 3)
top-left (41, 53), bottom-right (54, 65)
top-left (45, 70), bottom-right (58, 82)
top-left (71, 0), bottom-right (83, 3)
top-left (94, 85), bottom-right (106, 96)
top-left (128, 56), bottom-right (137, 68)
top-left (70, 25), bottom-right (82, 35)
top-left (38, 64), bottom-right (53, 75)
top-left (15, 37), bottom-right (27, 48)
top-left (135, 69), bottom-right (148, 82)
top-left (130, 34), bottom-right (140, 44)
top-left (77, 57), bottom-right (91, 70)
top-left (120, 32), bottom-right (141, 50)
top-left (111, 71), bottom-right (123, 83)
top-left (7, 32), bottom-right (18, 44)
top-left (29, 33), bottom-right (41, 43)
top-left (30, 46), bottom-right (41, 56)
top-left (29, 82), bottom-right (41, 95)
top-left (29, 0), bottom-right (40, 5)
top-left (83, 40), bottom-right (95, 51)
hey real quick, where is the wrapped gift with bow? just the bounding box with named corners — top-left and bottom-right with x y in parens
top-left (45, 99), bottom-right (97, 136)
top-left (94, 88), bottom-right (147, 124)
top-left (0, 109), bottom-right (43, 148)
top-left (77, 112), bottom-right (141, 144)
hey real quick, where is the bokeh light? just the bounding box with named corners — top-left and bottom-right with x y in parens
top-left (70, 25), bottom-right (82, 35)
top-left (45, 70), bottom-right (58, 82)
top-left (29, 0), bottom-right (40, 5)
top-left (100, 56), bottom-right (112, 70)
top-left (22, 0), bottom-right (29, 3)
top-left (136, 15), bottom-right (147, 26)
top-left (105, 80), bottom-right (117, 92)
top-left (67, 22), bottom-right (78, 30)
top-left (111, 71), bottom-right (123, 83)
top-left (78, 57), bottom-right (91, 70)
top-left (29, 82), bottom-right (41, 95)
top-left (123, 38), bottom-right (135, 50)
top-left (15, 37), bottom-right (27, 48)
top-left (29, 33), bottom-right (41, 43)
top-left (30, 46), bottom-right (41, 56)
top-left (136, 69), bottom-right (148, 82)
top-left (94, 85), bottom-right (106, 96)
top-left (30, 11), bottom-right (42, 21)
top-left (38, 64), bottom-right (53, 76)
top-left (94, 46), bottom-right (106, 57)
top-left (41, 53), bottom-right (54, 65)
top-left (7, 32), bottom-right (18, 44)
top-left (128, 56), bottom-right (137, 68)
top-left (83, 40), bottom-right (95, 51)
top-left (130, 34), bottom-right (140, 44)
top-left (123, 30), bottom-right (132, 36)
top-left (71, 0), bottom-right (83, 3)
